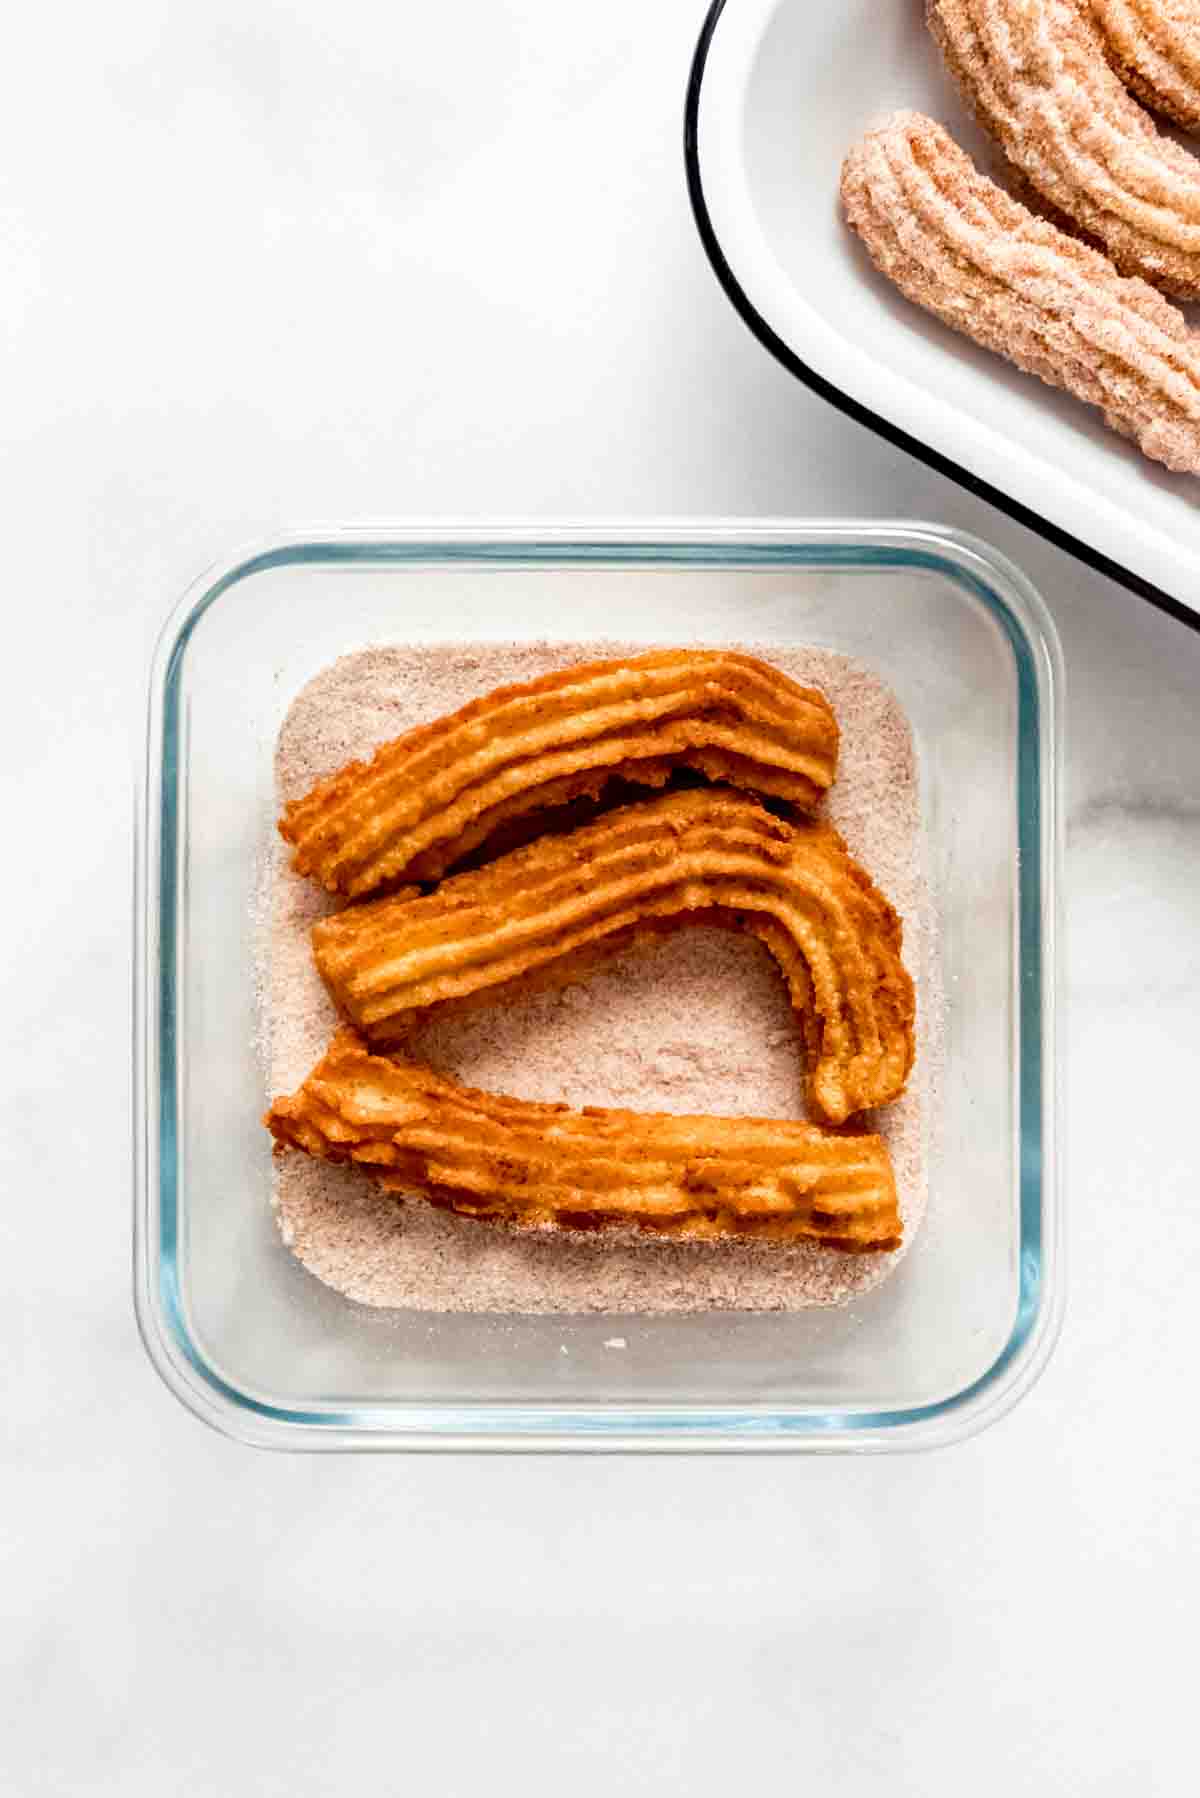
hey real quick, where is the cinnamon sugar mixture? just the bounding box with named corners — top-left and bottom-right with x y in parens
top-left (256, 642), bottom-right (939, 1313)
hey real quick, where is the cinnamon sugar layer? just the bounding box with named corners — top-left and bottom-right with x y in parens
top-left (258, 642), bottom-right (939, 1314)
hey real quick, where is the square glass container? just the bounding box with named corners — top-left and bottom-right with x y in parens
top-left (134, 523), bottom-right (1063, 1452)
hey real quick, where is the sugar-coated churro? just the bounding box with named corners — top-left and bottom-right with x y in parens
top-left (927, 0), bottom-right (1200, 299)
top-left (1091, 0), bottom-right (1200, 133)
top-left (842, 112), bottom-right (1200, 472)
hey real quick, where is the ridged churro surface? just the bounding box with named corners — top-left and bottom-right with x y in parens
top-left (266, 1030), bottom-right (903, 1251)
top-left (927, 0), bottom-right (1200, 299)
top-left (1091, 0), bottom-right (1200, 132)
top-left (279, 649), bottom-right (840, 896)
top-left (313, 787), bottom-right (916, 1126)
top-left (842, 112), bottom-right (1200, 472)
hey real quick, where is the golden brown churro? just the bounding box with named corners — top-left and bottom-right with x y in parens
top-left (312, 787), bottom-right (915, 1126)
top-left (1091, 0), bottom-right (1200, 133)
top-left (265, 1030), bottom-right (903, 1250)
top-left (927, 0), bottom-right (1200, 299)
top-left (841, 112), bottom-right (1200, 472)
top-left (279, 650), bottom-right (840, 897)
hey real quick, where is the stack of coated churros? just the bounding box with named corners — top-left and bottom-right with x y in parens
top-left (841, 1), bottom-right (1200, 471)
top-left (265, 650), bottom-right (917, 1256)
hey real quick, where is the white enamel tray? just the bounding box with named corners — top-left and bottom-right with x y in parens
top-left (685, 0), bottom-right (1200, 632)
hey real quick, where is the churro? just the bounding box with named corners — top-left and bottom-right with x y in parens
top-left (1092, 0), bottom-right (1200, 133)
top-left (313, 787), bottom-right (915, 1126)
top-left (265, 1029), bottom-right (903, 1250)
top-left (279, 649), bottom-right (840, 896)
top-left (842, 112), bottom-right (1200, 473)
top-left (927, 0), bottom-right (1200, 299)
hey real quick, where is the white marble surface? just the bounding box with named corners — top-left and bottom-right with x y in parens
top-left (3, 2), bottom-right (1198, 1791)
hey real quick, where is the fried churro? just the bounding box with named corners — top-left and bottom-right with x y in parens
top-left (265, 1029), bottom-right (903, 1250)
top-left (841, 112), bottom-right (1200, 473)
top-left (1092, 0), bottom-right (1200, 133)
top-left (279, 649), bottom-right (840, 897)
top-left (927, 0), bottom-right (1200, 299)
top-left (312, 787), bottom-right (915, 1126)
